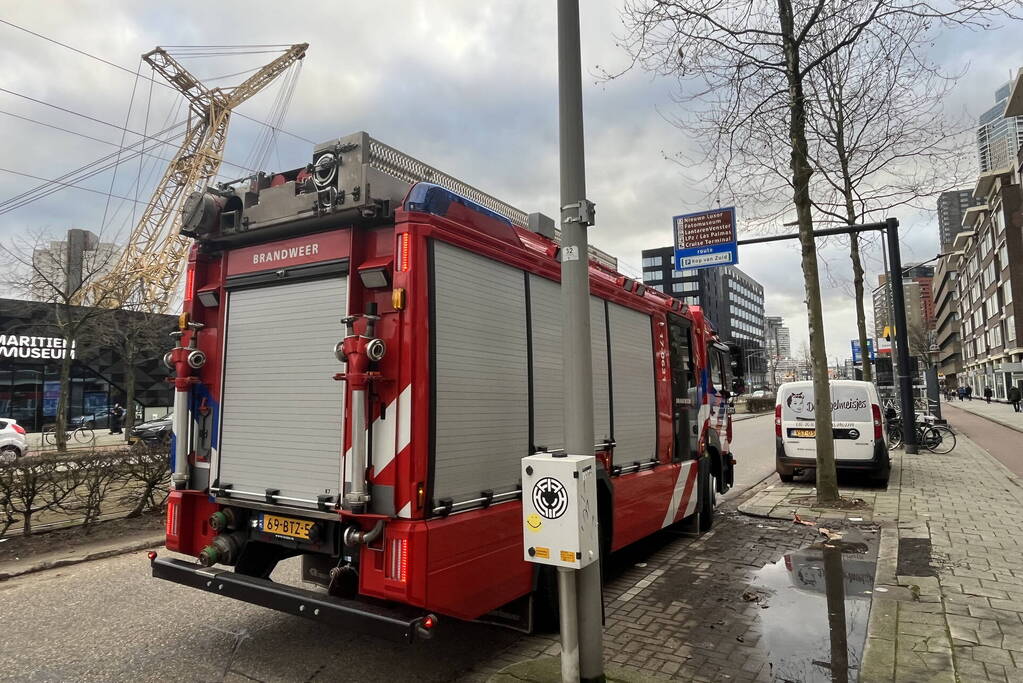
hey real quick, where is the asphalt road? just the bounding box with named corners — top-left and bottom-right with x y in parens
top-left (0, 414), bottom-right (778, 683)
top-left (724, 412), bottom-right (777, 499)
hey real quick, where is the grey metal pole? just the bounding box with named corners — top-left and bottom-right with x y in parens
top-left (557, 568), bottom-right (580, 682)
top-left (557, 1), bottom-right (604, 681)
top-left (885, 218), bottom-right (918, 454)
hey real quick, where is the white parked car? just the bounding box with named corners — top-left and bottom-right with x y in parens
top-left (774, 380), bottom-right (889, 483)
top-left (0, 418), bottom-right (29, 464)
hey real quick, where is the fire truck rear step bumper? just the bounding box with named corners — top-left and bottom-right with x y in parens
top-left (151, 557), bottom-right (436, 643)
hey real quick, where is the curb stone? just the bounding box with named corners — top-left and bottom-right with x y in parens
top-left (0, 533), bottom-right (164, 581)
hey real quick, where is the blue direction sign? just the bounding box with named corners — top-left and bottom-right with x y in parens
top-left (851, 338), bottom-right (875, 364)
top-left (673, 207), bottom-right (738, 271)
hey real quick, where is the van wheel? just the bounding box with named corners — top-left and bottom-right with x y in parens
top-left (779, 472), bottom-right (794, 483)
top-left (698, 457), bottom-right (715, 532)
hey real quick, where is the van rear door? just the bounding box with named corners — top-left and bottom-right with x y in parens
top-left (830, 383), bottom-right (874, 461)
top-left (780, 384), bottom-right (816, 459)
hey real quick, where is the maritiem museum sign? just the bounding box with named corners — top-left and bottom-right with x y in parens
top-left (673, 206), bottom-right (739, 271)
top-left (0, 334), bottom-right (77, 360)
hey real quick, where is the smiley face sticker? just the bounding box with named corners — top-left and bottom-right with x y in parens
top-left (526, 513), bottom-right (543, 532)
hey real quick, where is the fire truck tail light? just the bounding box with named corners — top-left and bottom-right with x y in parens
top-left (167, 499), bottom-right (180, 538)
top-left (183, 267), bottom-right (196, 306)
top-left (387, 537), bottom-right (408, 583)
top-left (397, 233), bottom-right (412, 272)
top-left (775, 404), bottom-right (782, 437)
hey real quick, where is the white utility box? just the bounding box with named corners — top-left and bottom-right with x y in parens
top-left (521, 453), bottom-right (599, 569)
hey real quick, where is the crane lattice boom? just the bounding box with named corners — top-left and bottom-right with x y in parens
top-left (81, 42), bottom-right (308, 312)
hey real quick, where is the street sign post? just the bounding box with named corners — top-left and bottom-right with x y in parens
top-left (851, 339), bottom-right (875, 365)
top-left (673, 207), bottom-right (738, 270)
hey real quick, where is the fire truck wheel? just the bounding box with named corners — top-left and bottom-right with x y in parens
top-left (698, 456), bottom-right (716, 532)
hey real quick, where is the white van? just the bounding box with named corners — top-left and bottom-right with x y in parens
top-left (775, 380), bottom-right (889, 483)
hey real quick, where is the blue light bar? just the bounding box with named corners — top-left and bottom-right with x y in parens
top-left (404, 182), bottom-right (512, 226)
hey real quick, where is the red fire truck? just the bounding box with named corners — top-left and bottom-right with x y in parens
top-left (154, 131), bottom-right (741, 641)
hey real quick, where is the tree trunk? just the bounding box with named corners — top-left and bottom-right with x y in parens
top-left (849, 235), bottom-right (872, 382)
top-left (778, 0), bottom-right (839, 504)
top-left (55, 341), bottom-right (74, 453)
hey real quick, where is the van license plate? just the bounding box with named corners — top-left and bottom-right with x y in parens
top-left (261, 514), bottom-right (314, 540)
top-left (791, 428), bottom-right (816, 438)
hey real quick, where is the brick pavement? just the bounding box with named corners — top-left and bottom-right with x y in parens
top-left (739, 429), bottom-right (1023, 682)
top-left (463, 506), bottom-right (851, 682)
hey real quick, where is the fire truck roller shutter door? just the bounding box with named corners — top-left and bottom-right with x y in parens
top-left (528, 275), bottom-right (564, 452)
top-left (431, 242), bottom-right (529, 504)
top-left (591, 298), bottom-right (612, 446)
top-left (607, 303), bottom-right (656, 463)
top-left (217, 276), bottom-right (346, 508)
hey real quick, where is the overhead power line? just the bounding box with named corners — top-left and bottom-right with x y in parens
top-left (0, 167), bottom-right (155, 207)
top-left (0, 19), bottom-right (316, 144)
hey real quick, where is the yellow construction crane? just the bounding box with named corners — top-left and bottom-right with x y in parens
top-left (80, 43), bottom-right (308, 312)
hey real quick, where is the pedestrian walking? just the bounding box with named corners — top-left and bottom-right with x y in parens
top-left (1009, 385), bottom-right (1022, 413)
top-left (957, 386), bottom-right (966, 401)
top-left (109, 403), bottom-right (125, 434)
top-left (984, 386), bottom-right (993, 404)
top-left (966, 386), bottom-right (973, 401)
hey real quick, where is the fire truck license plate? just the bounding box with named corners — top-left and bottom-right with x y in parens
top-left (261, 514), bottom-right (314, 540)
top-left (791, 428), bottom-right (816, 438)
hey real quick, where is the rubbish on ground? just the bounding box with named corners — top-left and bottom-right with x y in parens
top-left (849, 517), bottom-right (864, 522)
top-left (635, 562), bottom-right (647, 568)
top-left (818, 528), bottom-right (843, 541)
top-left (875, 587), bottom-right (889, 593)
top-left (793, 514), bottom-right (815, 526)
top-left (736, 635), bottom-right (745, 642)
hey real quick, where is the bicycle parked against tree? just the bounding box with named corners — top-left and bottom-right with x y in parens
top-left (41, 423), bottom-right (95, 446)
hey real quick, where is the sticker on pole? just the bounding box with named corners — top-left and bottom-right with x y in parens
top-left (532, 477), bottom-right (569, 519)
top-left (673, 207), bottom-right (738, 271)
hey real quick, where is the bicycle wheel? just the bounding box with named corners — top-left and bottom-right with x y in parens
top-left (42, 427), bottom-right (57, 446)
top-left (888, 423), bottom-right (903, 449)
top-left (926, 426), bottom-right (956, 454)
top-left (918, 425), bottom-right (941, 452)
top-left (74, 427), bottom-right (95, 444)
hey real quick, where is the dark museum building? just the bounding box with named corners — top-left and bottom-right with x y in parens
top-left (0, 297), bottom-right (175, 432)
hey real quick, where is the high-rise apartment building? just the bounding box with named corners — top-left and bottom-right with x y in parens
top-left (872, 265), bottom-right (936, 340)
top-left (641, 247), bottom-right (767, 386)
top-left (978, 79), bottom-right (1023, 173)
top-left (765, 316), bottom-right (791, 358)
top-left (932, 255), bottom-right (962, 384)
top-left (937, 189), bottom-right (983, 249)
top-left (29, 229), bottom-right (119, 301)
top-left (956, 167), bottom-right (1023, 399)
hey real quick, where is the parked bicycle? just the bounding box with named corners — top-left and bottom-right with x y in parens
top-left (42, 424), bottom-right (95, 446)
top-left (886, 416), bottom-right (956, 454)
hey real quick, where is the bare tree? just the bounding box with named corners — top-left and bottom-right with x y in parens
top-left (805, 11), bottom-right (973, 383)
top-left (617, 0), bottom-right (1015, 504)
top-left (1, 229), bottom-right (125, 451)
top-left (102, 308), bottom-right (172, 439)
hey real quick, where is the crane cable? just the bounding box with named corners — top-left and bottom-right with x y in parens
top-left (0, 19), bottom-right (316, 144)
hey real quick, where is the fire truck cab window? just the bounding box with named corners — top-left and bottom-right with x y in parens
top-left (667, 314), bottom-right (695, 461)
top-left (710, 348), bottom-right (725, 390)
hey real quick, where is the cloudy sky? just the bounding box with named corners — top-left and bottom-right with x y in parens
top-left (1, 2), bottom-right (1021, 359)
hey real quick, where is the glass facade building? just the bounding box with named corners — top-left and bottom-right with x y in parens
top-left (0, 298), bottom-right (175, 432)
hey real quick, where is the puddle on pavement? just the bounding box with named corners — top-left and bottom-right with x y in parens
top-left (751, 528), bottom-right (878, 683)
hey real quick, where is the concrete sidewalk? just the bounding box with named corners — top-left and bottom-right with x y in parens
top-left (740, 434), bottom-right (1023, 681)
top-left (946, 398), bottom-right (1023, 434)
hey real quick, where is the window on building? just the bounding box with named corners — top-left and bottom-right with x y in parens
top-left (642, 256), bottom-right (663, 268)
top-left (643, 270), bottom-right (662, 281)
top-left (1008, 315), bottom-right (1016, 343)
top-left (1006, 280), bottom-right (1014, 305)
